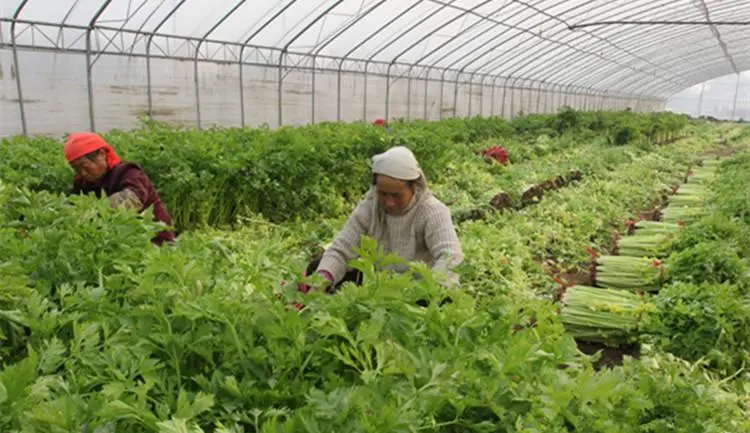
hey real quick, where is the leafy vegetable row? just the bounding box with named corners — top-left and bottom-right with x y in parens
top-left (1, 109), bottom-right (689, 230)
top-left (560, 150), bottom-right (750, 379)
top-left (2, 115), bottom-right (748, 432)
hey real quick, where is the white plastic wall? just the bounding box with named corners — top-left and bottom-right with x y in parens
top-left (667, 71), bottom-right (750, 121)
top-left (0, 49), bottom-right (663, 137)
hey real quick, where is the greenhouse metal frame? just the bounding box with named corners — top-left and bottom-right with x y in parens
top-left (1, 0), bottom-right (748, 136)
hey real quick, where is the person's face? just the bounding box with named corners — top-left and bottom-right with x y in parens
top-left (375, 175), bottom-right (414, 215)
top-left (70, 149), bottom-right (108, 182)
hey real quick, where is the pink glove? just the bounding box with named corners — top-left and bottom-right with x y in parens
top-left (297, 270), bottom-right (334, 294)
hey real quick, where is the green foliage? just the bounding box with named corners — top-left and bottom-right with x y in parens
top-left (647, 282), bottom-right (750, 375)
top-left (0, 110), bottom-right (689, 231)
top-left (2, 113), bottom-right (749, 432)
top-left (1, 191), bottom-right (748, 432)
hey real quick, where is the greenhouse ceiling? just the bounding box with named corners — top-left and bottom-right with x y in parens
top-left (1, 0), bottom-right (749, 98)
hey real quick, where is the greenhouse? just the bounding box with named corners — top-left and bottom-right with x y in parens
top-left (2, 1), bottom-right (750, 432)
top-left (4, 0), bottom-right (748, 135)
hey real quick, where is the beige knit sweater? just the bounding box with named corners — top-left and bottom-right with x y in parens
top-left (317, 189), bottom-right (464, 286)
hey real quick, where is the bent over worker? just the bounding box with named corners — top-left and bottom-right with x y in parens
top-left (303, 146), bottom-right (463, 293)
top-left (64, 132), bottom-right (176, 246)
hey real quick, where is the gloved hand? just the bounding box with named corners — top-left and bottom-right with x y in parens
top-left (297, 270), bottom-right (334, 294)
top-left (294, 270), bottom-right (334, 312)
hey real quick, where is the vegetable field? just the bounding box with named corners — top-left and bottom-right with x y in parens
top-left (2, 109), bottom-right (750, 432)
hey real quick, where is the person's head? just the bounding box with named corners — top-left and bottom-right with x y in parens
top-left (373, 118), bottom-right (387, 128)
top-left (64, 132), bottom-right (121, 183)
top-left (371, 146), bottom-right (425, 215)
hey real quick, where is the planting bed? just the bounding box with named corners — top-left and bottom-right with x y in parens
top-left (2, 112), bottom-right (750, 432)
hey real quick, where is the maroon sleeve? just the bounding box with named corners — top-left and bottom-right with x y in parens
top-left (117, 166), bottom-right (153, 211)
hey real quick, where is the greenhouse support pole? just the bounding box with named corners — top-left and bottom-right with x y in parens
top-left (439, 69), bottom-right (448, 120)
top-left (546, 83), bottom-right (557, 114)
top-left (573, 86), bottom-right (584, 110)
top-left (500, 76), bottom-right (511, 119)
top-left (85, 1), bottom-right (114, 132)
top-left (147, 0), bottom-right (187, 121)
top-left (10, 0), bottom-right (29, 135)
top-left (562, 84), bottom-right (572, 107)
top-left (423, 67), bottom-right (432, 120)
top-left (547, 83), bottom-right (556, 113)
top-left (406, 74), bottom-right (413, 120)
top-left (580, 89), bottom-right (587, 111)
top-left (565, 84), bottom-right (576, 109)
top-left (593, 89), bottom-right (601, 110)
top-left (490, 76), bottom-right (500, 116)
top-left (336, 63), bottom-right (343, 122)
top-left (470, 73), bottom-right (486, 117)
top-left (479, 74), bottom-right (491, 116)
top-left (311, 60), bottom-right (317, 124)
top-left (594, 89), bottom-right (602, 111)
top-left (278, 1), bottom-right (343, 127)
top-left (239, 1), bottom-right (296, 127)
top-left (506, 77), bottom-right (517, 119)
top-left (452, 72), bottom-right (461, 118)
top-left (362, 66), bottom-right (369, 121)
top-left (390, 0), bottom-right (491, 121)
top-left (195, 1), bottom-right (246, 129)
top-left (570, 85), bottom-right (579, 109)
top-left (731, 73), bottom-right (741, 121)
top-left (476, 75), bottom-right (483, 116)
top-left (308, 1), bottom-right (385, 123)
top-left (534, 80), bottom-right (543, 113)
top-left (696, 82), bottom-right (705, 117)
top-left (582, 88), bottom-right (590, 111)
top-left (348, 1), bottom-right (427, 121)
top-left (588, 88), bottom-right (598, 111)
top-left (276, 57), bottom-right (284, 128)
top-left (467, 73), bottom-right (475, 118)
top-left (509, 77), bottom-right (522, 119)
top-left (556, 83), bottom-right (565, 112)
top-left (538, 81), bottom-right (546, 114)
top-left (385, 63), bottom-right (394, 121)
top-left (563, 84), bottom-right (573, 110)
top-left (590, 88), bottom-right (599, 111)
top-left (527, 79), bottom-right (536, 114)
top-left (571, 85), bottom-right (582, 110)
top-left (553, 83), bottom-right (563, 112)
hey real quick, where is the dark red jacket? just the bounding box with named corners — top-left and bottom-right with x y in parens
top-left (71, 162), bottom-right (176, 245)
top-left (482, 146), bottom-right (509, 165)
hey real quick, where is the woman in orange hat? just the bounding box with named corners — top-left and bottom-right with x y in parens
top-left (64, 132), bottom-right (176, 245)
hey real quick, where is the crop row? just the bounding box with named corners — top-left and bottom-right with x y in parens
top-left (0, 109), bottom-right (689, 230)
top-left (1, 115), bottom-right (748, 432)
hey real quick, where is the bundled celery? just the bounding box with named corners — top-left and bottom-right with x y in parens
top-left (685, 165), bottom-right (720, 184)
top-left (632, 221), bottom-right (681, 236)
top-left (617, 234), bottom-right (671, 258)
top-left (595, 255), bottom-right (664, 291)
top-left (661, 205), bottom-right (707, 224)
top-left (560, 285), bottom-right (655, 344)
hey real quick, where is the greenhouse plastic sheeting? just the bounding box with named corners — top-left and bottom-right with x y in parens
top-left (1, 0), bottom-right (748, 135)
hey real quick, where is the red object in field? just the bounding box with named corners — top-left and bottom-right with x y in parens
top-left (482, 146), bottom-right (509, 165)
top-left (373, 118), bottom-right (386, 127)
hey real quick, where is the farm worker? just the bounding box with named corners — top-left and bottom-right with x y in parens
top-left (481, 146), bottom-right (509, 165)
top-left (300, 146), bottom-right (463, 294)
top-left (64, 132), bottom-right (176, 246)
